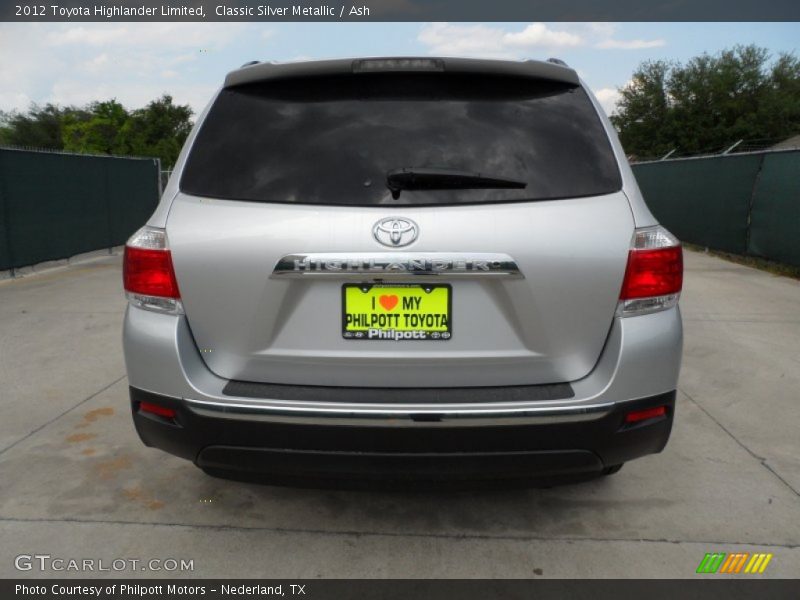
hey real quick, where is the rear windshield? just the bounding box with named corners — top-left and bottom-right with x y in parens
top-left (181, 73), bottom-right (622, 206)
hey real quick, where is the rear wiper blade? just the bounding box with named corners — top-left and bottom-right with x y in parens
top-left (386, 167), bottom-right (527, 199)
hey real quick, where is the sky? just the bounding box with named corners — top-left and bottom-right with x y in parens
top-left (0, 21), bottom-right (798, 117)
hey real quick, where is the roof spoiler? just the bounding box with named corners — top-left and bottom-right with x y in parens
top-left (223, 57), bottom-right (579, 88)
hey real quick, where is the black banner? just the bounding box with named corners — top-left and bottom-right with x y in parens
top-left (3, 0), bottom-right (800, 22)
top-left (4, 580), bottom-right (800, 600)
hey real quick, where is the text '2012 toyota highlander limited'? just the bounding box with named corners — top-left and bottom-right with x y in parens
top-left (122, 57), bottom-right (683, 486)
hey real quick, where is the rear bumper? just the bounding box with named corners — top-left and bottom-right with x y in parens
top-left (124, 303), bottom-right (681, 483)
top-left (130, 386), bottom-right (675, 483)
top-left (123, 304), bottom-right (682, 420)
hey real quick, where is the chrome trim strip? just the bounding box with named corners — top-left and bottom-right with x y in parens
top-left (270, 252), bottom-right (524, 279)
top-left (184, 397), bottom-right (614, 427)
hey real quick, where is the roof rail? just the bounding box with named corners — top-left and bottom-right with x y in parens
top-left (240, 60), bottom-right (260, 68)
top-left (547, 58), bottom-right (568, 67)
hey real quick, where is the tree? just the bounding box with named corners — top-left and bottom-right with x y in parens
top-left (0, 103), bottom-right (89, 149)
top-left (0, 117), bottom-right (11, 145)
top-left (612, 60), bottom-right (675, 158)
top-left (0, 95), bottom-right (193, 168)
top-left (611, 45), bottom-right (800, 159)
top-left (118, 95), bottom-right (193, 168)
top-left (62, 99), bottom-right (129, 155)
top-left (760, 53), bottom-right (800, 135)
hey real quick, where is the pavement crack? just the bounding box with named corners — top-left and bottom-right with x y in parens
top-left (0, 374), bottom-right (127, 458)
top-left (680, 387), bottom-right (800, 498)
top-left (0, 515), bottom-right (798, 549)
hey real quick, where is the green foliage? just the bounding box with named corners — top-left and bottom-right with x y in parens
top-left (0, 104), bottom-right (89, 149)
top-left (0, 122), bottom-right (10, 146)
top-left (0, 95), bottom-right (193, 168)
top-left (118, 95), bottom-right (194, 168)
top-left (62, 100), bottom-right (128, 155)
top-left (611, 45), bottom-right (800, 159)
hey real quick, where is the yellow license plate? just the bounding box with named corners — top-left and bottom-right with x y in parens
top-left (342, 284), bottom-right (452, 341)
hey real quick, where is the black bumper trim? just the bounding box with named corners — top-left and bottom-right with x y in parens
top-left (222, 379), bottom-right (574, 403)
top-left (130, 387), bottom-right (675, 483)
top-left (197, 447), bottom-right (602, 482)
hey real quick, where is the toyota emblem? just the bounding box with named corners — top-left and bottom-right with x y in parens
top-left (372, 217), bottom-right (419, 247)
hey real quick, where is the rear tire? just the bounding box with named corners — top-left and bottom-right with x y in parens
top-left (602, 463), bottom-right (624, 476)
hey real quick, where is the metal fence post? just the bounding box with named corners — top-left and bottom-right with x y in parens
top-left (744, 153), bottom-right (767, 258)
top-left (156, 158), bottom-right (163, 197)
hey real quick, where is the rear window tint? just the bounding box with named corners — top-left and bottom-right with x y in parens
top-left (181, 73), bottom-right (622, 206)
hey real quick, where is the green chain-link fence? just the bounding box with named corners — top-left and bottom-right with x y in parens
top-left (632, 149), bottom-right (800, 266)
top-left (0, 148), bottom-right (160, 272)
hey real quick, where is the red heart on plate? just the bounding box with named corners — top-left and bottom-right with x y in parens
top-left (379, 294), bottom-right (399, 311)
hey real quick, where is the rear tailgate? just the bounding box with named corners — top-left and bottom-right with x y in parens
top-left (167, 191), bottom-right (632, 387)
top-left (168, 62), bottom-right (631, 387)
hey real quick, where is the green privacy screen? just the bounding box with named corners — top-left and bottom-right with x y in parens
top-left (0, 149), bottom-right (159, 271)
top-left (1, 147), bottom-right (797, 270)
top-left (748, 152), bottom-right (800, 266)
top-left (633, 150), bottom-right (800, 266)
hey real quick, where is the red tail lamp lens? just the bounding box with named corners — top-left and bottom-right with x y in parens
top-left (624, 405), bottom-right (667, 424)
top-left (123, 246), bottom-right (180, 298)
top-left (139, 401), bottom-right (177, 419)
top-left (619, 246), bottom-right (683, 300)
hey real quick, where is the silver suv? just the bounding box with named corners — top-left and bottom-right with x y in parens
top-left (122, 57), bottom-right (683, 486)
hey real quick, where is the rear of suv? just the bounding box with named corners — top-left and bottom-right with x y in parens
top-left (122, 57), bottom-right (683, 486)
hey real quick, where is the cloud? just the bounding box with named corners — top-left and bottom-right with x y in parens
top-left (593, 87), bottom-right (622, 116)
top-left (0, 91), bottom-right (32, 112)
top-left (0, 23), bottom-right (255, 114)
top-left (47, 27), bottom-right (129, 47)
top-left (418, 22), bottom-right (665, 58)
top-left (503, 23), bottom-right (582, 49)
top-left (44, 78), bottom-right (218, 115)
top-left (0, 24), bottom-right (52, 112)
top-left (418, 23), bottom-right (583, 58)
top-left (579, 23), bottom-right (665, 51)
top-left (283, 55), bottom-right (318, 63)
top-left (46, 23), bottom-right (244, 49)
top-left (596, 38), bottom-right (666, 50)
top-left (586, 23), bottom-right (618, 37)
top-left (0, 21), bottom-right (665, 118)
top-left (80, 53), bottom-right (111, 74)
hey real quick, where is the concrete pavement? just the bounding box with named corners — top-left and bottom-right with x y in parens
top-left (0, 249), bottom-right (798, 578)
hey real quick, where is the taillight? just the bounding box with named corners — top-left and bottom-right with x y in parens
top-left (139, 401), bottom-right (177, 420)
top-left (624, 405), bottom-right (668, 424)
top-left (123, 226), bottom-right (182, 314)
top-left (124, 247), bottom-right (179, 298)
top-left (618, 226), bottom-right (683, 317)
